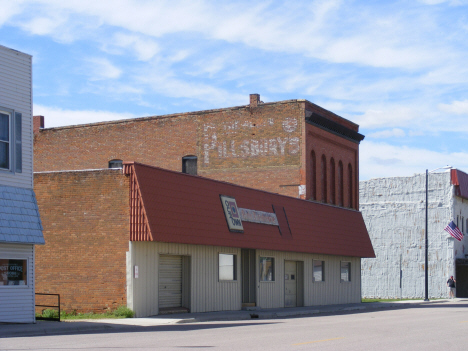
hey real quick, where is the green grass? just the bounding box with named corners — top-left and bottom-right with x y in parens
top-left (361, 298), bottom-right (427, 303)
top-left (36, 306), bottom-right (134, 320)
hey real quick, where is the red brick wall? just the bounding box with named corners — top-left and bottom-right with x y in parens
top-left (34, 101), bottom-right (306, 196)
top-left (34, 169), bottom-right (129, 313)
top-left (304, 122), bottom-right (360, 210)
top-left (33, 97), bottom-right (362, 201)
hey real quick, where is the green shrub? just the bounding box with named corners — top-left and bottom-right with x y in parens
top-left (113, 305), bottom-right (134, 318)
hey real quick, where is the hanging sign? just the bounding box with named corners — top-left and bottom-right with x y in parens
top-left (220, 195), bottom-right (244, 232)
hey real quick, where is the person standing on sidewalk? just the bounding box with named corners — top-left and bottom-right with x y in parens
top-left (447, 276), bottom-right (456, 298)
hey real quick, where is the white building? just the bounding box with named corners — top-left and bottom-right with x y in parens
top-left (0, 45), bottom-right (45, 323)
top-left (360, 169), bottom-right (468, 299)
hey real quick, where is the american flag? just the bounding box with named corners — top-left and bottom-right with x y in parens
top-left (444, 221), bottom-right (464, 241)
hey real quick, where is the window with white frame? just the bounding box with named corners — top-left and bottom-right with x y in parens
top-left (340, 261), bottom-right (351, 282)
top-left (219, 253), bottom-right (237, 281)
top-left (0, 258), bottom-right (28, 286)
top-left (313, 260), bottom-right (325, 282)
top-left (0, 107), bottom-right (22, 172)
top-left (259, 257), bottom-right (275, 281)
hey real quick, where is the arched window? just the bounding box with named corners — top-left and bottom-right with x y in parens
top-left (348, 163), bottom-right (353, 208)
top-left (330, 158), bottom-right (336, 205)
top-left (321, 155), bottom-right (327, 203)
top-left (338, 161), bottom-right (344, 207)
top-left (310, 151), bottom-right (316, 200)
top-left (108, 159), bottom-right (123, 169)
top-left (182, 155), bottom-right (197, 175)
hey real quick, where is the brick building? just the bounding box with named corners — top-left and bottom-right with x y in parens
top-left (33, 94), bottom-right (371, 316)
top-left (34, 163), bottom-right (374, 316)
top-left (34, 94), bottom-right (364, 208)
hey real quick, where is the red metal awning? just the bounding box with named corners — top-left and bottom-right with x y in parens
top-left (124, 162), bottom-right (375, 258)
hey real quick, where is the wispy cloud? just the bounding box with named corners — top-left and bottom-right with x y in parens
top-left (34, 104), bottom-right (137, 128)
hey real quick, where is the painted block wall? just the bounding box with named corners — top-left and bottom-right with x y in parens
top-left (360, 172), bottom-right (468, 298)
top-left (34, 169), bottom-right (129, 313)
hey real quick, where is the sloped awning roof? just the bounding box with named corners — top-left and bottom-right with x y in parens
top-left (0, 186), bottom-right (45, 245)
top-left (452, 169), bottom-right (468, 201)
top-left (123, 162), bottom-right (375, 258)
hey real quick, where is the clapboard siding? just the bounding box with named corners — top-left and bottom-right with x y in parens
top-left (0, 243), bottom-right (35, 323)
top-left (0, 45), bottom-right (33, 189)
top-left (128, 242), bottom-right (362, 317)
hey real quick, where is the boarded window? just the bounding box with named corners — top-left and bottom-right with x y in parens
top-left (182, 156), bottom-right (197, 175)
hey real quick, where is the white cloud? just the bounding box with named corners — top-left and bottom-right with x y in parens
top-left (84, 57), bottom-right (122, 80)
top-left (33, 104), bottom-right (138, 128)
top-left (367, 128), bottom-right (406, 139)
top-left (110, 33), bottom-right (160, 61)
top-left (360, 141), bottom-right (468, 180)
top-left (438, 100), bottom-right (468, 115)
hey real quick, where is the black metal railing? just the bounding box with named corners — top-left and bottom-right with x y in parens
top-left (35, 293), bottom-right (61, 322)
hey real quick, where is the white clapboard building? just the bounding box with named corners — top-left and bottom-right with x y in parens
top-left (0, 44), bottom-right (45, 323)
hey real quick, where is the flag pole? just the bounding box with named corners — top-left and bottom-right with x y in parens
top-left (425, 169), bottom-right (429, 302)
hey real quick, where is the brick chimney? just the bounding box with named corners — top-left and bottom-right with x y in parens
top-left (250, 94), bottom-right (260, 108)
top-left (33, 115), bottom-right (44, 134)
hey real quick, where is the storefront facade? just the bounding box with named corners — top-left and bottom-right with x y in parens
top-left (35, 162), bottom-right (374, 317)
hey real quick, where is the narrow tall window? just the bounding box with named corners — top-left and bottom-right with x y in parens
top-left (0, 112), bottom-right (10, 170)
top-left (182, 155), bottom-right (197, 175)
top-left (109, 159), bottom-right (123, 169)
top-left (330, 158), bottom-right (336, 205)
top-left (348, 163), bottom-right (353, 208)
top-left (340, 261), bottom-right (351, 282)
top-left (310, 151), bottom-right (316, 200)
top-left (338, 161), bottom-right (344, 207)
top-left (321, 155), bottom-right (327, 203)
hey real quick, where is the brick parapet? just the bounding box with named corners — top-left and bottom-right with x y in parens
top-left (34, 169), bottom-right (130, 313)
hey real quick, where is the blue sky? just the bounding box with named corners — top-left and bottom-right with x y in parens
top-left (1, 0), bottom-right (468, 180)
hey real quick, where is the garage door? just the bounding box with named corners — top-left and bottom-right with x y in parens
top-left (159, 255), bottom-right (182, 309)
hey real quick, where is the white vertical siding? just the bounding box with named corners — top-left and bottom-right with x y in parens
top-left (128, 242), bottom-right (362, 317)
top-left (0, 45), bottom-right (33, 189)
top-left (0, 243), bottom-right (35, 323)
top-left (257, 250), bottom-right (361, 309)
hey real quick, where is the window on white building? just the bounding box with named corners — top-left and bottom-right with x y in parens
top-left (313, 260), bottom-right (325, 282)
top-left (219, 253), bottom-right (237, 281)
top-left (259, 257), bottom-right (275, 281)
top-left (0, 259), bottom-right (28, 286)
top-left (0, 107), bottom-right (22, 172)
top-left (340, 261), bottom-right (351, 282)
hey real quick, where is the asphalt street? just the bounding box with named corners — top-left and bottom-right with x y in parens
top-left (1, 300), bottom-right (467, 350)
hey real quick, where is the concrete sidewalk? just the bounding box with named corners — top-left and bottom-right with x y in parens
top-left (0, 299), bottom-right (463, 338)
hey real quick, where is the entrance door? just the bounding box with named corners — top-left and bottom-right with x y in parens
top-left (159, 255), bottom-right (183, 309)
top-left (284, 260), bottom-right (297, 307)
top-left (241, 249), bottom-right (256, 306)
top-left (284, 261), bottom-right (304, 307)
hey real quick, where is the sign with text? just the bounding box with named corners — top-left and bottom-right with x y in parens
top-left (239, 208), bottom-right (279, 226)
top-left (201, 115), bottom-right (301, 170)
top-left (220, 195), bottom-right (244, 232)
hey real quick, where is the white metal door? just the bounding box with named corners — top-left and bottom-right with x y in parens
top-left (284, 260), bottom-right (297, 307)
top-left (159, 255), bottom-right (182, 309)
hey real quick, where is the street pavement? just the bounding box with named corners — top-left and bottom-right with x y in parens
top-left (0, 298), bottom-right (464, 338)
